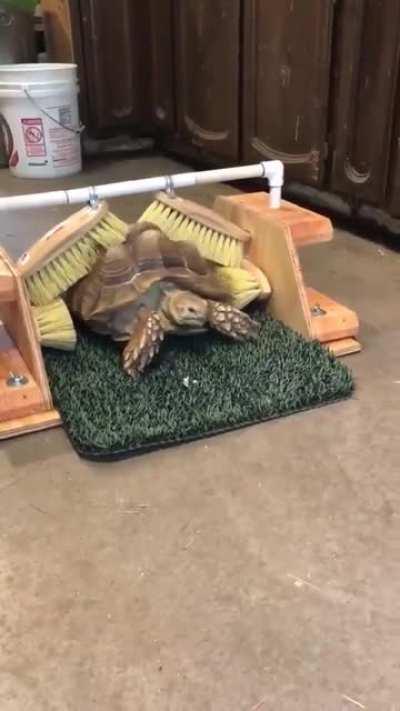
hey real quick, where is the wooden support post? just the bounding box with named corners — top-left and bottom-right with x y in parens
top-left (0, 248), bottom-right (60, 439)
top-left (214, 192), bottom-right (361, 356)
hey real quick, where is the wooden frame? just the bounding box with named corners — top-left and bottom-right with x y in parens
top-left (214, 192), bottom-right (361, 356)
top-left (0, 248), bottom-right (60, 440)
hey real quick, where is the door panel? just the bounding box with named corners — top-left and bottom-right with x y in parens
top-left (330, 0), bottom-right (400, 204)
top-left (148, 0), bottom-right (174, 133)
top-left (243, 0), bottom-right (333, 184)
top-left (79, 0), bottom-right (151, 131)
top-left (387, 97), bottom-right (400, 216)
top-left (174, 0), bottom-right (240, 161)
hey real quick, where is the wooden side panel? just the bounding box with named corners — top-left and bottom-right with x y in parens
top-left (0, 341), bottom-right (46, 422)
top-left (242, 0), bottom-right (333, 184)
top-left (79, 0), bottom-right (152, 131)
top-left (42, 0), bottom-right (74, 62)
top-left (214, 193), bottom-right (312, 339)
top-left (174, 0), bottom-right (240, 161)
top-left (330, 0), bottom-right (400, 204)
top-left (0, 249), bottom-right (52, 411)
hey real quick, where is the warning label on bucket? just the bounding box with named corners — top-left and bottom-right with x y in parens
top-left (21, 118), bottom-right (47, 158)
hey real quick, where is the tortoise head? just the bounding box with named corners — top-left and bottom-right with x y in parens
top-left (162, 289), bottom-right (208, 329)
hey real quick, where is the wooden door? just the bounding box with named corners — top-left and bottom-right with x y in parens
top-left (78, 0), bottom-right (152, 132)
top-left (173, 0), bottom-right (240, 162)
top-left (242, 0), bottom-right (334, 184)
top-left (387, 96), bottom-right (400, 216)
top-left (148, 0), bottom-right (175, 133)
top-left (329, 0), bottom-right (400, 205)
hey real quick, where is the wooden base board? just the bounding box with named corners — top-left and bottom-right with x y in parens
top-left (0, 340), bottom-right (46, 422)
top-left (0, 409), bottom-right (61, 440)
top-left (325, 338), bottom-right (361, 357)
top-left (307, 288), bottom-right (360, 343)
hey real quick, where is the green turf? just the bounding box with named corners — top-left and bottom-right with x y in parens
top-left (44, 314), bottom-right (354, 460)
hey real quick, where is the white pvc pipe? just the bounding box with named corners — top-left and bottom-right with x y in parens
top-left (0, 160), bottom-right (284, 212)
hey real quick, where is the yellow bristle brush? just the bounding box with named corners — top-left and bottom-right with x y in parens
top-left (139, 192), bottom-right (251, 267)
top-left (212, 259), bottom-right (272, 309)
top-left (17, 201), bottom-right (128, 306)
top-left (32, 298), bottom-right (77, 351)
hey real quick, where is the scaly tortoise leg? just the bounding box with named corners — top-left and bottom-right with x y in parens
top-left (207, 301), bottom-right (259, 341)
top-left (122, 311), bottom-right (165, 377)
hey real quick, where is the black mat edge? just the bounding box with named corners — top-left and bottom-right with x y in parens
top-left (60, 390), bottom-right (353, 462)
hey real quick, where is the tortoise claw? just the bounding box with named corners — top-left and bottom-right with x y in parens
top-left (122, 312), bottom-right (165, 377)
top-left (208, 301), bottom-right (260, 341)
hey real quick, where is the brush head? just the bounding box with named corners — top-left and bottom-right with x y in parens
top-left (212, 261), bottom-right (271, 309)
top-left (139, 193), bottom-right (251, 267)
top-left (18, 202), bottom-right (128, 306)
top-left (32, 298), bottom-right (77, 351)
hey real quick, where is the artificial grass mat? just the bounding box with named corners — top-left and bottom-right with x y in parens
top-left (44, 315), bottom-right (354, 460)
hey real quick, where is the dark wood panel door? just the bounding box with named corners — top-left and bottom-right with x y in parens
top-left (387, 96), bottom-right (400, 216)
top-left (243, 0), bottom-right (333, 184)
top-left (330, 0), bottom-right (400, 205)
top-left (79, 0), bottom-right (152, 132)
top-left (173, 0), bottom-right (240, 161)
top-left (148, 0), bottom-right (175, 134)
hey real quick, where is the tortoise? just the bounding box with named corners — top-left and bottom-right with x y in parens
top-left (68, 222), bottom-right (260, 378)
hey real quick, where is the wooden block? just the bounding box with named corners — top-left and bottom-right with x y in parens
top-left (325, 338), bottom-right (362, 357)
top-left (307, 288), bottom-right (359, 343)
top-left (220, 192), bottom-right (333, 247)
top-left (0, 342), bottom-right (46, 422)
top-left (0, 248), bottom-right (53, 411)
top-left (214, 192), bottom-right (312, 339)
top-left (214, 192), bottom-right (361, 358)
top-left (0, 409), bottom-right (61, 440)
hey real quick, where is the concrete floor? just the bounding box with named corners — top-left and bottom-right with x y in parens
top-left (1, 156), bottom-right (400, 711)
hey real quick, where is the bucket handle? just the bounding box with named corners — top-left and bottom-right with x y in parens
top-left (23, 87), bottom-right (85, 136)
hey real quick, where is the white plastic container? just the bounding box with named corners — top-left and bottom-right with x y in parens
top-left (0, 63), bottom-right (82, 178)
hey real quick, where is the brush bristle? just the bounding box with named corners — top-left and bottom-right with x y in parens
top-left (212, 266), bottom-right (263, 309)
top-left (26, 212), bottom-right (128, 306)
top-left (33, 298), bottom-right (77, 351)
top-left (139, 199), bottom-right (243, 267)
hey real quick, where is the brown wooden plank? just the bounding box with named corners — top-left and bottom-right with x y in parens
top-left (173, 0), bottom-right (240, 161)
top-left (214, 192), bottom-right (312, 339)
top-left (242, 0), bottom-right (334, 184)
top-left (0, 409), bottom-right (61, 440)
top-left (330, 0), bottom-right (400, 204)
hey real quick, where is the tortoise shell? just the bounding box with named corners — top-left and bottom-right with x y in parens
top-left (68, 222), bottom-right (230, 341)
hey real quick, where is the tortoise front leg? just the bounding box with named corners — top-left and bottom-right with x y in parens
top-left (122, 311), bottom-right (165, 377)
top-left (208, 301), bottom-right (259, 341)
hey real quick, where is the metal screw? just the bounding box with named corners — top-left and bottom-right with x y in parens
top-left (7, 372), bottom-right (28, 388)
top-left (311, 304), bottom-right (327, 317)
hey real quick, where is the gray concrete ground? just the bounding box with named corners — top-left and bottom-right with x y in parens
top-left (0, 156), bottom-right (399, 711)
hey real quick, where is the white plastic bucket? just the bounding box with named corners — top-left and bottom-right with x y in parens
top-left (0, 63), bottom-right (82, 178)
